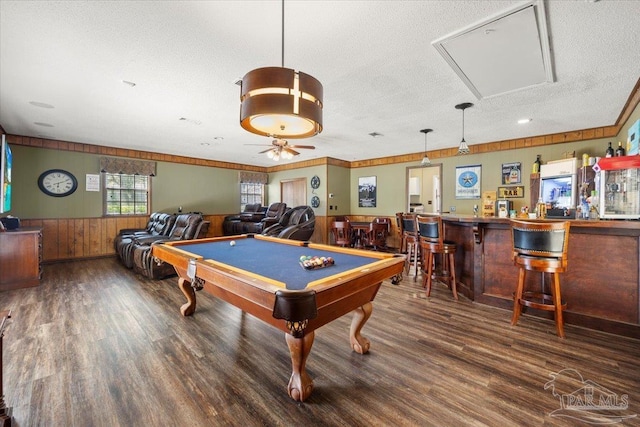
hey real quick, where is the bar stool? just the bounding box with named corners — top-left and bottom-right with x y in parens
top-left (401, 213), bottom-right (420, 281)
top-left (395, 212), bottom-right (405, 254)
top-left (510, 220), bottom-right (571, 338)
top-left (417, 215), bottom-right (458, 300)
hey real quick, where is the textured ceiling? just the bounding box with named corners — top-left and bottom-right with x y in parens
top-left (1, 0), bottom-right (639, 167)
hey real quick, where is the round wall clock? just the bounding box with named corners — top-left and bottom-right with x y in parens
top-left (310, 196), bottom-right (320, 208)
top-left (38, 169), bottom-right (78, 197)
top-left (310, 175), bottom-right (320, 189)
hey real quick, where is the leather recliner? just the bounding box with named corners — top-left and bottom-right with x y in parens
top-left (116, 213), bottom-right (176, 268)
top-left (131, 213), bottom-right (208, 279)
top-left (262, 205), bottom-right (315, 241)
top-left (222, 203), bottom-right (264, 235)
top-left (246, 202), bottom-right (287, 234)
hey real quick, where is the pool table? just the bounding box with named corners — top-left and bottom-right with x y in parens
top-left (152, 234), bottom-right (405, 401)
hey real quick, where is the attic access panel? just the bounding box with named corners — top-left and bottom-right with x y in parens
top-left (432, 0), bottom-right (553, 99)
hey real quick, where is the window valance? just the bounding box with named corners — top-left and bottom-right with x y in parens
top-left (239, 171), bottom-right (268, 184)
top-left (100, 157), bottom-right (157, 176)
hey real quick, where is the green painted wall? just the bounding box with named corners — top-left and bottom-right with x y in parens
top-left (5, 102), bottom-right (638, 220)
top-left (268, 164), bottom-right (326, 214)
top-left (327, 164), bottom-right (350, 217)
top-left (8, 145), bottom-right (239, 218)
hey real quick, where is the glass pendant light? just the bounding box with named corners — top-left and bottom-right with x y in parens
top-left (420, 128), bottom-right (432, 166)
top-left (455, 102), bottom-right (473, 155)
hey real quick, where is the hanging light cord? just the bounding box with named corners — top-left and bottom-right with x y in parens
top-left (281, 0), bottom-right (285, 68)
top-left (461, 108), bottom-right (466, 142)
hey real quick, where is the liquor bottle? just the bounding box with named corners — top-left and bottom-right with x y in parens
top-left (605, 142), bottom-right (614, 157)
top-left (532, 155), bottom-right (542, 174)
top-left (615, 141), bottom-right (626, 157)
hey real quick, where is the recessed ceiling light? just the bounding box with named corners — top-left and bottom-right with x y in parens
top-left (200, 142), bottom-right (210, 146)
top-left (29, 101), bottom-right (54, 108)
top-left (213, 136), bottom-right (224, 140)
top-left (122, 80), bottom-right (136, 87)
top-left (34, 122), bottom-right (54, 127)
top-left (518, 118), bottom-right (532, 124)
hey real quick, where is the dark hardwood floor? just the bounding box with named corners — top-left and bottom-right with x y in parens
top-left (1, 258), bottom-right (639, 426)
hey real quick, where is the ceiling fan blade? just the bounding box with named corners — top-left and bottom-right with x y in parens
top-left (284, 147), bottom-right (300, 156)
top-left (258, 148), bottom-right (275, 154)
top-left (288, 145), bottom-right (316, 150)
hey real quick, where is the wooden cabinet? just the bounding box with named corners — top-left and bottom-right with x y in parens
top-left (0, 227), bottom-right (42, 291)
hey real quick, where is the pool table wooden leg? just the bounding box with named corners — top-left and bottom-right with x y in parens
top-left (178, 277), bottom-right (196, 317)
top-left (285, 331), bottom-right (314, 402)
top-left (350, 302), bottom-right (372, 354)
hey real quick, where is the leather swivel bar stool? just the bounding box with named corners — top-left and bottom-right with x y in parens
top-left (417, 215), bottom-right (458, 300)
top-left (401, 213), bottom-right (420, 281)
top-left (510, 220), bottom-right (571, 338)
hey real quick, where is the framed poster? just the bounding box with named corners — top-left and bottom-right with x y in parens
top-left (455, 165), bottom-right (481, 199)
top-left (502, 162), bottom-right (521, 185)
top-left (358, 176), bottom-right (377, 207)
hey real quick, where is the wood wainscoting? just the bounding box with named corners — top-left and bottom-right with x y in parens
top-left (19, 214), bottom-right (331, 263)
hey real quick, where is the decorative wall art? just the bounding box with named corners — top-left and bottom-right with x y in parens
top-left (358, 176), bottom-right (377, 207)
top-left (502, 162), bottom-right (521, 185)
top-left (455, 165), bottom-right (481, 199)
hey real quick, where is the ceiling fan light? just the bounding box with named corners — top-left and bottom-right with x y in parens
top-left (267, 149), bottom-right (275, 159)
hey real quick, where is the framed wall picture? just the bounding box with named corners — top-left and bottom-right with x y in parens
top-left (455, 165), bottom-right (481, 199)
top-left (358, 176), bottom-right (377, 207)
top-left (502, 162), bottom-right (521, 184)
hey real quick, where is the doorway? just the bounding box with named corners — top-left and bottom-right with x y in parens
top-left (407, 164), bottom-right (442, 214)
top-left (280, 178), bottom-right (306, 208)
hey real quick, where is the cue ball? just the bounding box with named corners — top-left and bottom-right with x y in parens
top-left (230, 240), bottom-right (236, 246)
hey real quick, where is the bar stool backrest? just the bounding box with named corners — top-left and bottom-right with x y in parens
top-left (402, 213), bottom-right (417, 235)
top-left (417, 215), bottom-right (443, 246)
top-left (510, 220), bottom-right (570, 265)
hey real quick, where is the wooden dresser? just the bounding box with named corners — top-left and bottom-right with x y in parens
top-left (0, 228), bottom-right (42, 291)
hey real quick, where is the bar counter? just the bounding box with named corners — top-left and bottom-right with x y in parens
top-left (441, 215), bottom-right (639, 338)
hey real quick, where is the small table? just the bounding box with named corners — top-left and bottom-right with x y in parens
top-left (349, 222), bottom-right (372, 248)
top-left (1, 310), bottom-right (12, 427)
top-left (152, 234), bottom-right (404, 401)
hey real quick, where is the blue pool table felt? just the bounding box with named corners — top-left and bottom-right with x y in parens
top-left (177, 238), bottom-right (381, 290)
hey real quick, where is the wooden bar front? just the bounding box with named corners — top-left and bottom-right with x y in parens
top-left (441, 215), bottom-right (639, 338)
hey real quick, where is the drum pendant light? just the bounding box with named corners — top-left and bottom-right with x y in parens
top-left (240, 0), bottom-right (323, 139)
top-left (420, 128), bottom-right (433, 166)
top-left (455, 102), bottom-right (473, 155)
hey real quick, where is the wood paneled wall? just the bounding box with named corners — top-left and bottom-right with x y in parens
top-left (21, 214), bottom-right (333, 263)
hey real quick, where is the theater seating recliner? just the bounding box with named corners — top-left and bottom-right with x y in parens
top-left (222, 203), bottom-right (265, 235)
top-left (130, 213), bottom-right (209, 279)
top-left (115, 212), bottom-right (176, 268)
top-left (223, 202), bottom-right (287, 235)
top-left (262, 205), bottom-right (315, 241)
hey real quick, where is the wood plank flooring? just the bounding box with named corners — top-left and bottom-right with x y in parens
top-left (1, 258), bottom-right (639, 426)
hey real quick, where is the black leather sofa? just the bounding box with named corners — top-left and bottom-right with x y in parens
top-left (130, 213), bottom-right (209, 279)
top-left (115, 212), bottom-right (176, 268)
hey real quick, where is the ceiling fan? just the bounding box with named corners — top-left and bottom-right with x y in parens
top-left (246, 138), bottom-right (315, 160)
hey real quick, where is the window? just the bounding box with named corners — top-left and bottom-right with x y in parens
top-left (104, 173), bottom-right (150, 215)
top-left (240, 182), bottom-right (264, 211)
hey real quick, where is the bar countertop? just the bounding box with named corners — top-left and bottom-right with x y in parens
top-left (438, 214), bottom-right (640, 338)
